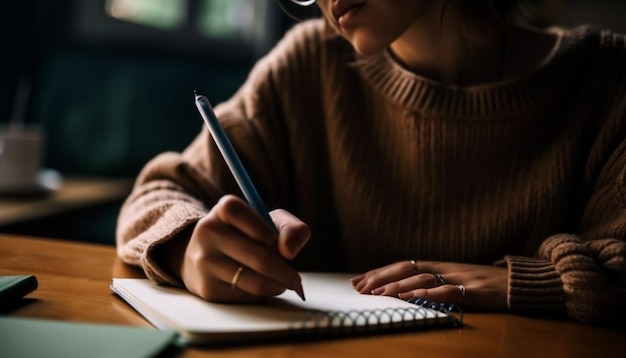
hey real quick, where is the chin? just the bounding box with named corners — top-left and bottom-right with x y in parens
top-left (352, 44), bottom-right (381, 56)
top-left (349, 32), bottom-right (388, 56)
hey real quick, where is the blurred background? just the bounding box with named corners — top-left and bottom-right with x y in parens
top-left (0, 0), bottom-right (624, 245)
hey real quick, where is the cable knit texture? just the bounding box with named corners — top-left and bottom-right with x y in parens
top-left (117, 19), bottom-right (626, 324)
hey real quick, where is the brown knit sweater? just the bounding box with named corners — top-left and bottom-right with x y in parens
top-left (117, 19), bottom-right (626, 324)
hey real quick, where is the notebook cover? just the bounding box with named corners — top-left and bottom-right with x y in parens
top-left (0, 317), bottom-right (179, 358)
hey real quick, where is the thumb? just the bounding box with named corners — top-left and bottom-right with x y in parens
top-left (270, 209), bottom-right (311, 260)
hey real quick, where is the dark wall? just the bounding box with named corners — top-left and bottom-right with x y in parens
top-left (0, 0), bottom-right (41, 127)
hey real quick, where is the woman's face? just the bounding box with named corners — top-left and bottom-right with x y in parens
top-left (315, 0), bottom-right (435, 55)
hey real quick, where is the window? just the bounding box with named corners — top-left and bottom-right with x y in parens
top-left (73, 0), bottom-right (277, 61)
top-left (105, 0), bottom-right (187, 30)
top-left (198, 0), bottom-right (265, 41)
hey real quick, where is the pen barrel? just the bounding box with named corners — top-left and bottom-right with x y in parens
top-left (195, 95), bottom-right (276, 231)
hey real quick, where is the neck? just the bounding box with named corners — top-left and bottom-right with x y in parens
top-left (389, 5), bottom-right (508, 86)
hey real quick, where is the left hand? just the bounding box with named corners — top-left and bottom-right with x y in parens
top-left (350, 260), bottom-right (508, 311)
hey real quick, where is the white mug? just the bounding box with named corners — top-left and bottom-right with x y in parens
top-left (0, 127), bottom-right (43, 191)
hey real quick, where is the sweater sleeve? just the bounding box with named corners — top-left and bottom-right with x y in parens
top-left (505, 141), bottom-right (626, 324)
top-left (115, 145), bottom-right (219, 286)
top-left (532, 145), bottom-right (626, 324)
top-left (506, 235), bottom-right (626, 324)
top-left (506, 31), bottom-right (626, 324)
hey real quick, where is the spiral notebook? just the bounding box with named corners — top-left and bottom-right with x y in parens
top-left (111, 273), bottom-right (462, 346)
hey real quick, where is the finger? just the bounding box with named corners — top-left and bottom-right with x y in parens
top-left (354, 260), bottom-right (418, 294)
top-left (215, 227), bottom-right (303, 295)
top-left (369, 273), bottom-right (440, 296)
top-left (397, 284), bottom-right (467, 305)
top-left (228, 264), bottom-right (288, 297)
top-left (214, 195), bottom-right (277, 246)
top-left (349, 274), bottom-right (366, 288)
top-left (270, 209), bottom-right (311, 259)
top-left (184, 254), bottom-right (279, 303)
top-left (202, 198), bottom-right (304, 297)
top-left (352, 263), bottom-right (401, 292)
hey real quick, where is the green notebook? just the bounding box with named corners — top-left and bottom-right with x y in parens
top-left (0, 317), bottom-right (179, 358)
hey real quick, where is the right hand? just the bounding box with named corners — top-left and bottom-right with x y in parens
top-left (178, 195), bottom-right (310, 303)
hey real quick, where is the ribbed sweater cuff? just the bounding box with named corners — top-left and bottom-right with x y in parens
top-left (144, 230), bottom-right (191, 288)
top-left (506, 255), bottom-right (567, 315)
top-left (141, 208), bottom-right (205, 288)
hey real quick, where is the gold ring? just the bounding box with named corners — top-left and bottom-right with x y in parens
top-left (231, 265), bottom-right (245, 289)
top-left (456, 284), bottom-right (466, 304)
top-left (433, 274), bottom-right (446, 286)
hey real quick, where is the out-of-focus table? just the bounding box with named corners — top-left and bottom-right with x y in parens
top-left (0, 176), bottom-right (134, 226)
top-left (1, 234), bottom-right (624, 358)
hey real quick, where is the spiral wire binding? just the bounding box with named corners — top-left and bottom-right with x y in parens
top-left (287, 298), bottom-right (463, 339)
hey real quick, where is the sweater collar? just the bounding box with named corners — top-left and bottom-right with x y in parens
top-left (355, 26), bottom-right (597, 118)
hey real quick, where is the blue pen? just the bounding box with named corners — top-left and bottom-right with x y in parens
top-left (194, 91), bottom-right (276, 231)
top-left (195, 91), bottom-right (305, 301)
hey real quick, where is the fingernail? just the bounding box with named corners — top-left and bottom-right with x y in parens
top-left (350, 274), bottom-right (365, 285)
top-left (371, 287), bottom-right (385, 295)
top-left (350, 277), bottom-right (364, 289)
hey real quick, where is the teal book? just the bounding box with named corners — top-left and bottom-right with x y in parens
top-left (0, 317), bottom-right (179, 358)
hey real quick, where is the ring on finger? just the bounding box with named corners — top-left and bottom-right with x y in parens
top-left (432, 273), bottom-right (446, 286)
top-left (409, 259), bottom-right (418, 273)
top-left (231, 265), bottom-right (245, 289)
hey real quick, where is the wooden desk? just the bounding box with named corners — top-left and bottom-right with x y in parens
top-left (0, 176), bottom-right (134, 227)
top-left (0, 234), bottom-right (623, 358)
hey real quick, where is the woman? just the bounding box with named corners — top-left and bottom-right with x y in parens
top-left (116, 0), bottom-right (626, 324)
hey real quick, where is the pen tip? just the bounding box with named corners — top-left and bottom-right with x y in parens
top-left (295, 284), bottom-right (306, 301)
